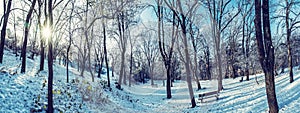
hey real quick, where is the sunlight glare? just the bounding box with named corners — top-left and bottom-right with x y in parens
top-left (42, 25), bottom-right (52, 40)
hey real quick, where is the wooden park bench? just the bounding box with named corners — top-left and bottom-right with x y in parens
top-left (198, 91), bottom-right (219, 102)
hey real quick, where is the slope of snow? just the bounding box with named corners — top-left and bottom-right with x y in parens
top-left (0, 50), bottom-right (127, 112)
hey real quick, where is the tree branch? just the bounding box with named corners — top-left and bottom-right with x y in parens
top-left (220, 8), bottom-right (241, 33)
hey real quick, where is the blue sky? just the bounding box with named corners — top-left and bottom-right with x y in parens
top-left (140, 6), bottom-right (157, 22)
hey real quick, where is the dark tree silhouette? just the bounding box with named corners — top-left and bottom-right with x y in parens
top-left (0, 0), bottom-right (13, 63)
top-left (254, 0), bottom-right (279, 112)
top-left (21, 0), bottom-right (37, 73)
top-left (47, 0), bottom-right (54, 112)
top-left (156, 0), bottom-right (175, 99)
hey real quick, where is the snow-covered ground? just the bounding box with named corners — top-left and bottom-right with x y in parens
top-left (116, 72), bottom-right (300, 113)
top-left (1, 49), bottom-right (300, 113)
top-left (0, 50), bottom-right (126, 112)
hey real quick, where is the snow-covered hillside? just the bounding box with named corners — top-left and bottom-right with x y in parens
top-left (1, 50), bottom-right (300, 113)
top-left (0, 50), bottom-right (128, 112)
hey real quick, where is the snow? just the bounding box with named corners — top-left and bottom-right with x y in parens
top-left (1, 49), bottom-right (300, 112)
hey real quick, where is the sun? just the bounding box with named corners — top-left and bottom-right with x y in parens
top-left (42, 24), bottom-right (52, 42)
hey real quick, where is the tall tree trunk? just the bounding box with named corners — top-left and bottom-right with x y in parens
top-left (216, 31), bottom-right (223, 91)
top-left (210, 0), bottom-right (223, 91)
top-left (150, 65), bottom-right (154, 86)
top-left (255, 0), bottom-right (279, 112)
top-left (166, 65), bottom-right (172, 98)
top-left (148, 59), bottom-right (154, 86)
top-left (85, 0), bottom-right (94, 82)
top-left (241, 8), bottom-right (251, 81)
top-left (103, 22), bottom-right (110, 88)
top-left (77, 52), bottom-right (80, 71)
top-left (285, 0), bottom-right (294, 83)
top-left (190, 23), bottom-right (201, 90)
top-left (21, 0), bottom-right (37, 73)
top-left (129, 49), bottom-right (133, 87)
top-left (123, 64), bottom-right (127, 85)
top-left (40, 40), bottom-right (45, 71)
top-left (157, 2), bottom-right (172, 98)
top-left (66, 44), bottom-right (70, 83)
top-left (97, 54), bottom-right (104, 78)
top-left (194, 53), bottom-right (201, 90)
top-left (262, 1), bottom-right (279, 112)
top-left (130, 52), bottom-right (133, 87)
top-left (129, 31), bottom-right (134, 87)
top-left (66, 1), bottom-right (74, 83)
top-left (117, 11), bottom-right (126, 89)
top-left (112, 63), bottom-right (115, 77)
top-left (245, 32), bottom-right (250, 81)
top-left (205, 47), bottom-right (211, 80)
top-left (0, 0), bottom-right (13, 63)
top-left (39, 0), bottom-right (45, 71)
top-left (47, 0), bottom-right (54, 112)
top-left (180, 15), bottom-right (196, 108)
top-left (117, 49), bottom-right (125, 89)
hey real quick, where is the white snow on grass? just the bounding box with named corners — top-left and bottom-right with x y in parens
top-left (0, 50), bottom-right (126, 112)
top-left (1, 49), bottom-right (300, 113)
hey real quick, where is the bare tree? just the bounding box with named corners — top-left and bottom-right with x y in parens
top-left (203, 0), bottom-right (240, 91)
top-left (140, 29), bottom-right (159, 86)
top-left (164, 0), bottom-right (199, 108)
top-left (241, 0), bottom-right (254, 81)
top-left (38, 0), bottom-right (46, 71)
top-left (0, 0), bottom-right (13, 63)
top-left (110, 0), bottom-right (141, 89)
top-left (71, 0), bottom-right (96, 81)
top-left (154, 0), bottom-right (176, 99)
top-left (20, 0), bottom-right (37, 73)
top-left (66, 0), bottom-right (75, 83)
top-left (275, 0), bottom-right (300, 83)
top-left (224, 19), bottom-right (242, 79)
top-left (188, 16), bottom-right (202, 90)
top-left (47, 0), bottom-right (54, 111)
top-left (254, 0), bottom-right (279, 112)
top-left (100, 0), bottom-right (111, 87)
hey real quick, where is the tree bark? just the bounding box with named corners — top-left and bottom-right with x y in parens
top-left (0, 0), bottom-right (12, 63)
